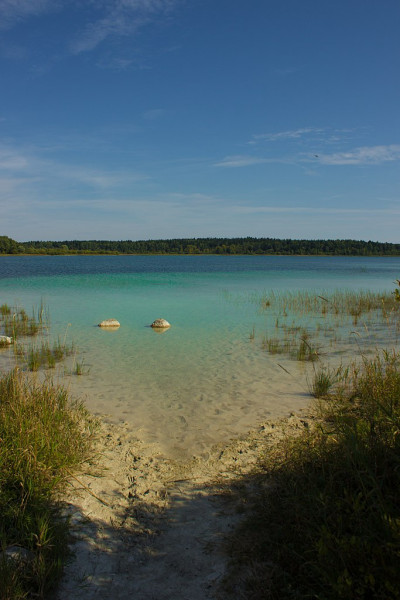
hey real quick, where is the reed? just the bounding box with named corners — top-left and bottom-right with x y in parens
top-left (24, 339), bottom-right (75, 371)
top-left (258, 289), bottom-right (400, 363)
top-left (0, 303), bottom-right (11, 316)
top-left (2, 309), bottom-right (43, 339)
top-left (73, 359), bottom-right (89, 376)
top-left (295, 337), bottom-right (319, 361)
top-left (261, 289), bottom-right (399, 320)
top-left (262, 328), bottom-right (320, 362)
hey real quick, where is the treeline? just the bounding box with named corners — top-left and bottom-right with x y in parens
top-left (1, 235), bottom-right (400, 256)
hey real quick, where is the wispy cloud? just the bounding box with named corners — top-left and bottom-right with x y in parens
top-left (142, 108), bottom-right (166, 120)
top-left (215, 144), bottom-right (400, 169)
top-left (0, 0), bottom-right (182, 67)
top-left (0, 148), bottom-right (29, 170)
top-left (0, 142), bottom-right (147, 193)
top-left (70, 0), bottom-right (180, 54)
top-left (248, 127), bottom-right (357, 148)
top-left (314, 145), bottom-right (400, 166)
top-left (0, 0), bottom-right (55, 30)
top-left (250, 128), bottom-right (324, 144)
top-left (274, 66), bottom-right (302, 77)
top-left (214, 155), bottom-right (287, 168)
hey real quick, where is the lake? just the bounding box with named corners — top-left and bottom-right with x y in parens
top-left (0, 255), bottom-right (399, 458)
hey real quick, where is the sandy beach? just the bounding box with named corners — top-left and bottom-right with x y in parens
top-left (56, 410), bottom-right (312, 600)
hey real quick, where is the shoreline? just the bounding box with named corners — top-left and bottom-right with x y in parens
top-left (2, 252), bottom-right (400, 257)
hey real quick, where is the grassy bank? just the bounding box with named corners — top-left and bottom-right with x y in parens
top-left (225, 349), bottom-right (400, 599)
top-left (0, 369), bottom-right (97, 599)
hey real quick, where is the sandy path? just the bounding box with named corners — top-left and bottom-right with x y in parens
top-left (56, 414), bottom-right (309, 600)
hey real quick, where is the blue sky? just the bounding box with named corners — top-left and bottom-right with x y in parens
top-left (0, 0), bottom-right (399, 242)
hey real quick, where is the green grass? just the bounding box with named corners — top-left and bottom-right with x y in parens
top-left (225, 350), bottom-right (400, 599)
top-left (0, 369), bottom-right (97, 599)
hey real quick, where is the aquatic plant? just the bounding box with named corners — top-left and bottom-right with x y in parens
top-left (0, 303), bottom-right (11, 316)
top-left (295, 337), bottom-right (319, 362)
top-left (2, 308), bottom-right (43, 339)
top-left (24, 339), bottom-right (75, 372)
top-left (394, 279), bottom-right (400, 302)
top-left (258, 289), bottom-right (400, 363)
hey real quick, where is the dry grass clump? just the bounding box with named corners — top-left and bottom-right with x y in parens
top-left (0, 369), bottom-right (97, 599)
top-left (225, 350), bottom-right (400, 599)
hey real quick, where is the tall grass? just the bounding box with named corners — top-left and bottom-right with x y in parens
top-left (225, 350), bottom-right (400, 599)
top-left (0, 369), bottom-right (97, 599)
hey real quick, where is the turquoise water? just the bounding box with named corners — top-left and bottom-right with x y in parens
top-left (1, 255), bottom-right (399, 457)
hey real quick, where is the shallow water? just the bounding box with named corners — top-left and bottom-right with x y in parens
top-left (1, 255), bottom-right (399, 458)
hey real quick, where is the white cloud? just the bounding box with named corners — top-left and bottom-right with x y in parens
top-left (0, 148), bottom-right (29, 170)
top-left (215, 144), bottom-right (400, 169)
top-left (214, 155), bottom-right (283, 168)
top-left (70, 0), bottom-right (180, 54)
top-left (315, 145), bottom-right (400, 165)
top-left (0, 0), bottom-right (182, 65)
top-left (250, 128), bottom-right (324, 144)
top-left (0, 0), bottom-right (56, 29)
top-left (0, 142), bottom-right (147, 193)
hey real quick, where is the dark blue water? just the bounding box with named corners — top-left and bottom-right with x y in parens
top-left (0, 254), bottom-right (399, 284)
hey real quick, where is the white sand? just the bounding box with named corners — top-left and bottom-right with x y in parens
top-left (56, 412), bottom-right (311, 600)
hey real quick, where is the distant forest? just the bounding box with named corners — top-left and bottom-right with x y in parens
top-left (1, 235), bottom-right (400, 256)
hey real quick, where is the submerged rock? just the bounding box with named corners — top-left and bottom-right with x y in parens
top-left (98, 319), bottom-right (120, 328)
top-left (151, 318), bottom-right (171, 329)
top-left (0, 335), bottom-right (13, 345)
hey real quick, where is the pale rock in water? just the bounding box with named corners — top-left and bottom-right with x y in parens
top-left (0, 335), bottom-right (13, 344)
top-left (151, 318), bottom-right (171, 328)
top-left (98, 319), bottom-right (120, 328)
